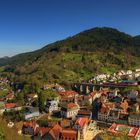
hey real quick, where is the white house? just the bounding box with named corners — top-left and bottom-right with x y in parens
top-left (61, 103), bottom-right (79, 118)
top-left (116, 70), bottom-right (126, 77)
top-left (46, 100), bottom-right (59, 113)
top-left (24, 107), bottom-right (40, 120)
top-left (126, 70), bottom-right (133, 75)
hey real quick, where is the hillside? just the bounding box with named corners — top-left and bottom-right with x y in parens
top-left (0, 27), bottom-right (140, 86)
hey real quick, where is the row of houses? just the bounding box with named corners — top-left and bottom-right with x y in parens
top-left (0, 102), bottom-right (22, 115)
top-left (96, 91), bottom-right (140, 127)
top-left (89, 69), bottom-right (140, 83)
top-left (22, 116), bottom-right (90, 140)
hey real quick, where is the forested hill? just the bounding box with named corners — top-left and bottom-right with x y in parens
top-left (0, 27), bottom-right (140, 86)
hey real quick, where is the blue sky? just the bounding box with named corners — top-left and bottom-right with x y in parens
top-left (0, 0), bottom-right (140, 57)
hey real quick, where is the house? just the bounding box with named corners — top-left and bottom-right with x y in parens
top-left (136, 75), bottom-right (140, 80)
top-left (44, 84), bottom-right (56, 90)
top-left (74, 117), bottom-right (89, 140)
top-left (116, 70), bottom-right (126, 77)
top-left (98, 103), bottom-right (110, 121)
top-left (46, 100), bottom-right (59, 113)
top-left (22, 121), bottom-right (39, 135)
top-left (5, 103), bottom-right (22, 112)
top-left (58, 90), bottom-right (78, 97)
top-left (126, 70), bottom-right (133, 75)
top-left (134, 103), bottom-right (140, 113)
top-left (61, 103), bottom-right (79, 118)
top-left (90, 91), bottom-right (101, 103)
top-left (108, 90), bottom-right (119, 99)
top-left (96, 74), bottom-right (107, 81)
top-left (24, 107), bottom-right (40, 120)
top-left (128, 113), bottom-right (140, 127)
top-left (135, 69), bottom-right (140, 78)
top-left (98, 102), bottom-right (128, 123)
top-left (77, 109), bottom-right (92, 119)
top-left (60, 119), bottom-right (72, 128)
top-left (44, 83), bottom-right (65, 92)
top-left (108, 123), bottom-right (139, 138)
top-left (55, 84), bottom-right (65, 92)
top-left (59, 129), bottom-right (79, 140)
top-left (107, 109), bottom-right (120, 122)
top-left (34, 124), bottom-right (62, 140)
top-left (120, 99), bottom-right (128, 112)
top-left (5, 103), bottom-right (17, 110)
top-left (26, 93), bottom-right (38, 102)
top-left (135, 72), bottom-right (140, 79)
top-left (127, 90), bottom-right (138, 99)
top-left (5, 92), bottom-right (14, 101)
top-left (136, 69), bottom-right (140, 72)
top-left (33, 127), bottom-right (50, 140)
top-left (61, 94), bottom-right (92, 106)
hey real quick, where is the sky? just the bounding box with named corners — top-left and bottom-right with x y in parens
top-left (0, 0), bottom-right (140, 57)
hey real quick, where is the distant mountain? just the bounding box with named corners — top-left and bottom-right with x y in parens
top-left (0, 27), bottom-right (140, 86)
top-left (0, 56), bottom-right (10, 65)
top-left (134, 35), bottom-right (140, 46)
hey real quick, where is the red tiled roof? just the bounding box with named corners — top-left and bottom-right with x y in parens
top-left (58, 90), bottom-right (77, 97)
top-left (23, 121), bottom-right (38, 130)
top-left (5, 103), bottom-right (17, 109)
top-left (75, 117), bottom-right (89, 128)
top-left (49, 124), bottom-right (62, 139)
top-left (90, 92), bottom-right (96, 97)
top-left (59, 129), bottom-right (77, 140)
top-left (35, 124), bottom-right (62, 139)
top-left (128, 127), bottom-right (138, 137)
top-left (67, 103), bottom-right (78, 110)
top-left (60, 119), bottom-right (71, 127)
top-left (99, 106), bottom-right (109, 114)
top-left (99, 102), bottom-right (114, 114)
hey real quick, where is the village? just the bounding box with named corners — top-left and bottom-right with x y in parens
top-left (0, 69), bottom-right (140, 140)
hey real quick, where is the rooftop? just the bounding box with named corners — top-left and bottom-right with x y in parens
top-left (5, 103), bottom-right (17, 109)
top-left (23, 121), bottom-right (38, 130)
top-left (58, 90), bottom-right (78, 97)
top-left (75, 117), bottom-right (89, 128)
top-left (62, 103), bottom-right (79, 111)
top-left (108, 123), bottom-right (139, 137)
top-left (59, 129), bottom-right (77, 140)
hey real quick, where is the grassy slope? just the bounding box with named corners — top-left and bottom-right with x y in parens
top-left (0, 118), bottom-right (30, 140)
